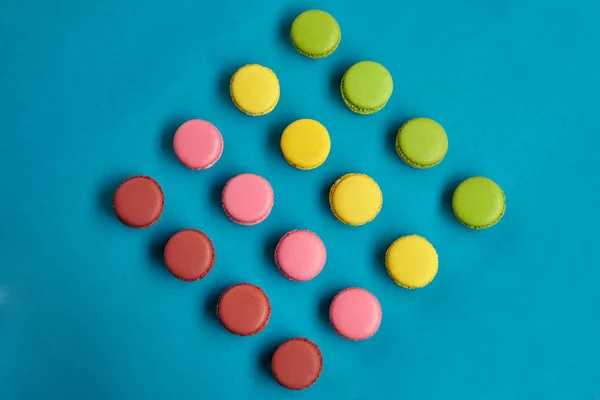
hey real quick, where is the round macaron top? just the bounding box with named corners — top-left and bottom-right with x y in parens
top-left (164, 229), bottom-right (215, 281)
top-left (329, 173), bottom-right (382, 226)
top-left (113, 176), bottom-right (164, 228)
top-left (341, 61), bottom-right (393, 114)
top-left (271, 338), bottom-right (323, 390)
top-left (329, 288), bottom-right (382, 340)
top-left (222, 173), bottom-right (274, 225)
top-left (290, 10), bottom-right (341, 58)
top-left (173, 119), bottom-right (223, 170)
top-left (217, 283), bottom-right (270, 336)
top-left (230, 64), bottom-right (279, 116)
top-left (275, 230), bottom-right (326, 282)
top-left (280, 119), bottom-right (331, 170)
top-left (385, 235), bottom-right (438, 289)
top-left (452, 177), bottom-right (506, 229)
top-left (396, 118), bottom-right (448, 168)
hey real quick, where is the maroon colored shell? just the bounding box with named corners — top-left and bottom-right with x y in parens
top-left (217, 283), bottom-right (270, 336)
top-left (271, 338), bottom-right (323, 390)
top-left (164, 229), bottom-right (215, 281)
top-left (113, 176), bottom-right (164, 228)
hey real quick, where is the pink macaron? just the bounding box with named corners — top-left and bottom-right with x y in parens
top-left (329, 288), bottom-right (382, 340)
top-left (275, 230), bottom-right (326, 282)
top-left (222, 173), bottom-right (274, 225)
top-left (173, 119), bottom-right (224, 170)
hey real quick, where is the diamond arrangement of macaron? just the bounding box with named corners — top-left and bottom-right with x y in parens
top-left (110, 9), bottom-right (506, 390)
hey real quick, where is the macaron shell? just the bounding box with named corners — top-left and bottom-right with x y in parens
top-left (329, 173), bottom-right (382, 226)
top-left (452, 177), bottom-right (506, 229)
top-left (222, 174), bottom-right (274, 225)
top-left (173, 119), bottom-right (223, 170)
top-left (329, 288), bottom-right (382, 340)
top-left (164, 229), bottom-right (215, 281)
top-left (230, 64), bottom-right (279, 116)
top-left (290, 10), bottom-right (340, 58)
top-left (271, 338), bottom-right (323, 390)
top-left (217, 283), bottom-right (270, 336)
top-left (280, 119), bottom-right (331, 170)
top-left (113, 176), bottom-right (164, 228)
top-left (385, 235), bottom-right (438, 289)
top-left (275, 230), bottom-right (326, 281)
top-left (341, 61), bottom-right (393, 114)
top-left (396, 118), bottom-right (448, 168)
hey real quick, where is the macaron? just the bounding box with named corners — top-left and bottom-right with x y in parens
top-left (164, 229), bottom-right (215, 281)
top-left (222, 173), bottom-right (274, 225)
top-left (280, 119), bottom-right (331, 170)
top-left (340, 61), bottom-right (393, 115)
top-left (396, 118), bottom-right (448, 168)
top-left (329, 173), bottom-right (382, 226)
top-left (452, 177), bottom-right (506, 229)
top-left (271, 338), bottom-right (323, 390)
top-left (290, 10), bottom-right (341, 58)
top-left (216, 283), bottom-right (270, 336)
top-left (113, 176), bottom-right (164, 228)
top-left (230, 64), bottom-right (279, 116)
top-left (329, 288), bottom-right (382, 340)
top-left (385, 235), bottom-right (438, 289)
top-left (173, 119), bottom-right (223, 170)
top-left (275, 230), bottom-right (326, 282)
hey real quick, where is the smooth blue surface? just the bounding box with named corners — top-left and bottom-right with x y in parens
top-left (1, 1), bottom-right (599, 399)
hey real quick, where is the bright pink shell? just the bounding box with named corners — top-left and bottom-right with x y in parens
top-left (329, 288), bottom-right (382, 340)
top-left (222, 174), bottom-right (274, 225)
top-left (173, 119), bottom-right (223, 170)
top-left (275, 230), bottom-right (326, 282)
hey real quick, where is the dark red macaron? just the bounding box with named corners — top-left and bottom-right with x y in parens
top-left (164, 229), bottom-right (215, 281)
top-left (113, 176), bottom-right (164, 228)
top-left (271, 338), bottom-right (323, 390)
top-left (216, 283), bottom-right (270, 336)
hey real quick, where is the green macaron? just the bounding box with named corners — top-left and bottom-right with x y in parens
top-left (396, 118), bottom-right (448, 168)
top-left (340, 61), bottom-right (393, 114)
top-left (452, 177), bottom-right (506, 229)
top-left (290, 10), bottom-right (341, 58)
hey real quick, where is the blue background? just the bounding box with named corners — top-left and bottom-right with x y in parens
top-left (1, 0), bottom-right (599, 399)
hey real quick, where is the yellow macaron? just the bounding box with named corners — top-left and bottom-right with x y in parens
top-left (280, 119), bottom-right (331, 170)
top-left (230, 64), bottom-right (280, 116)
top-left (385, 235), bottom-right (438, 289)
top-left (329, 173), bottom-right (382, 226)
